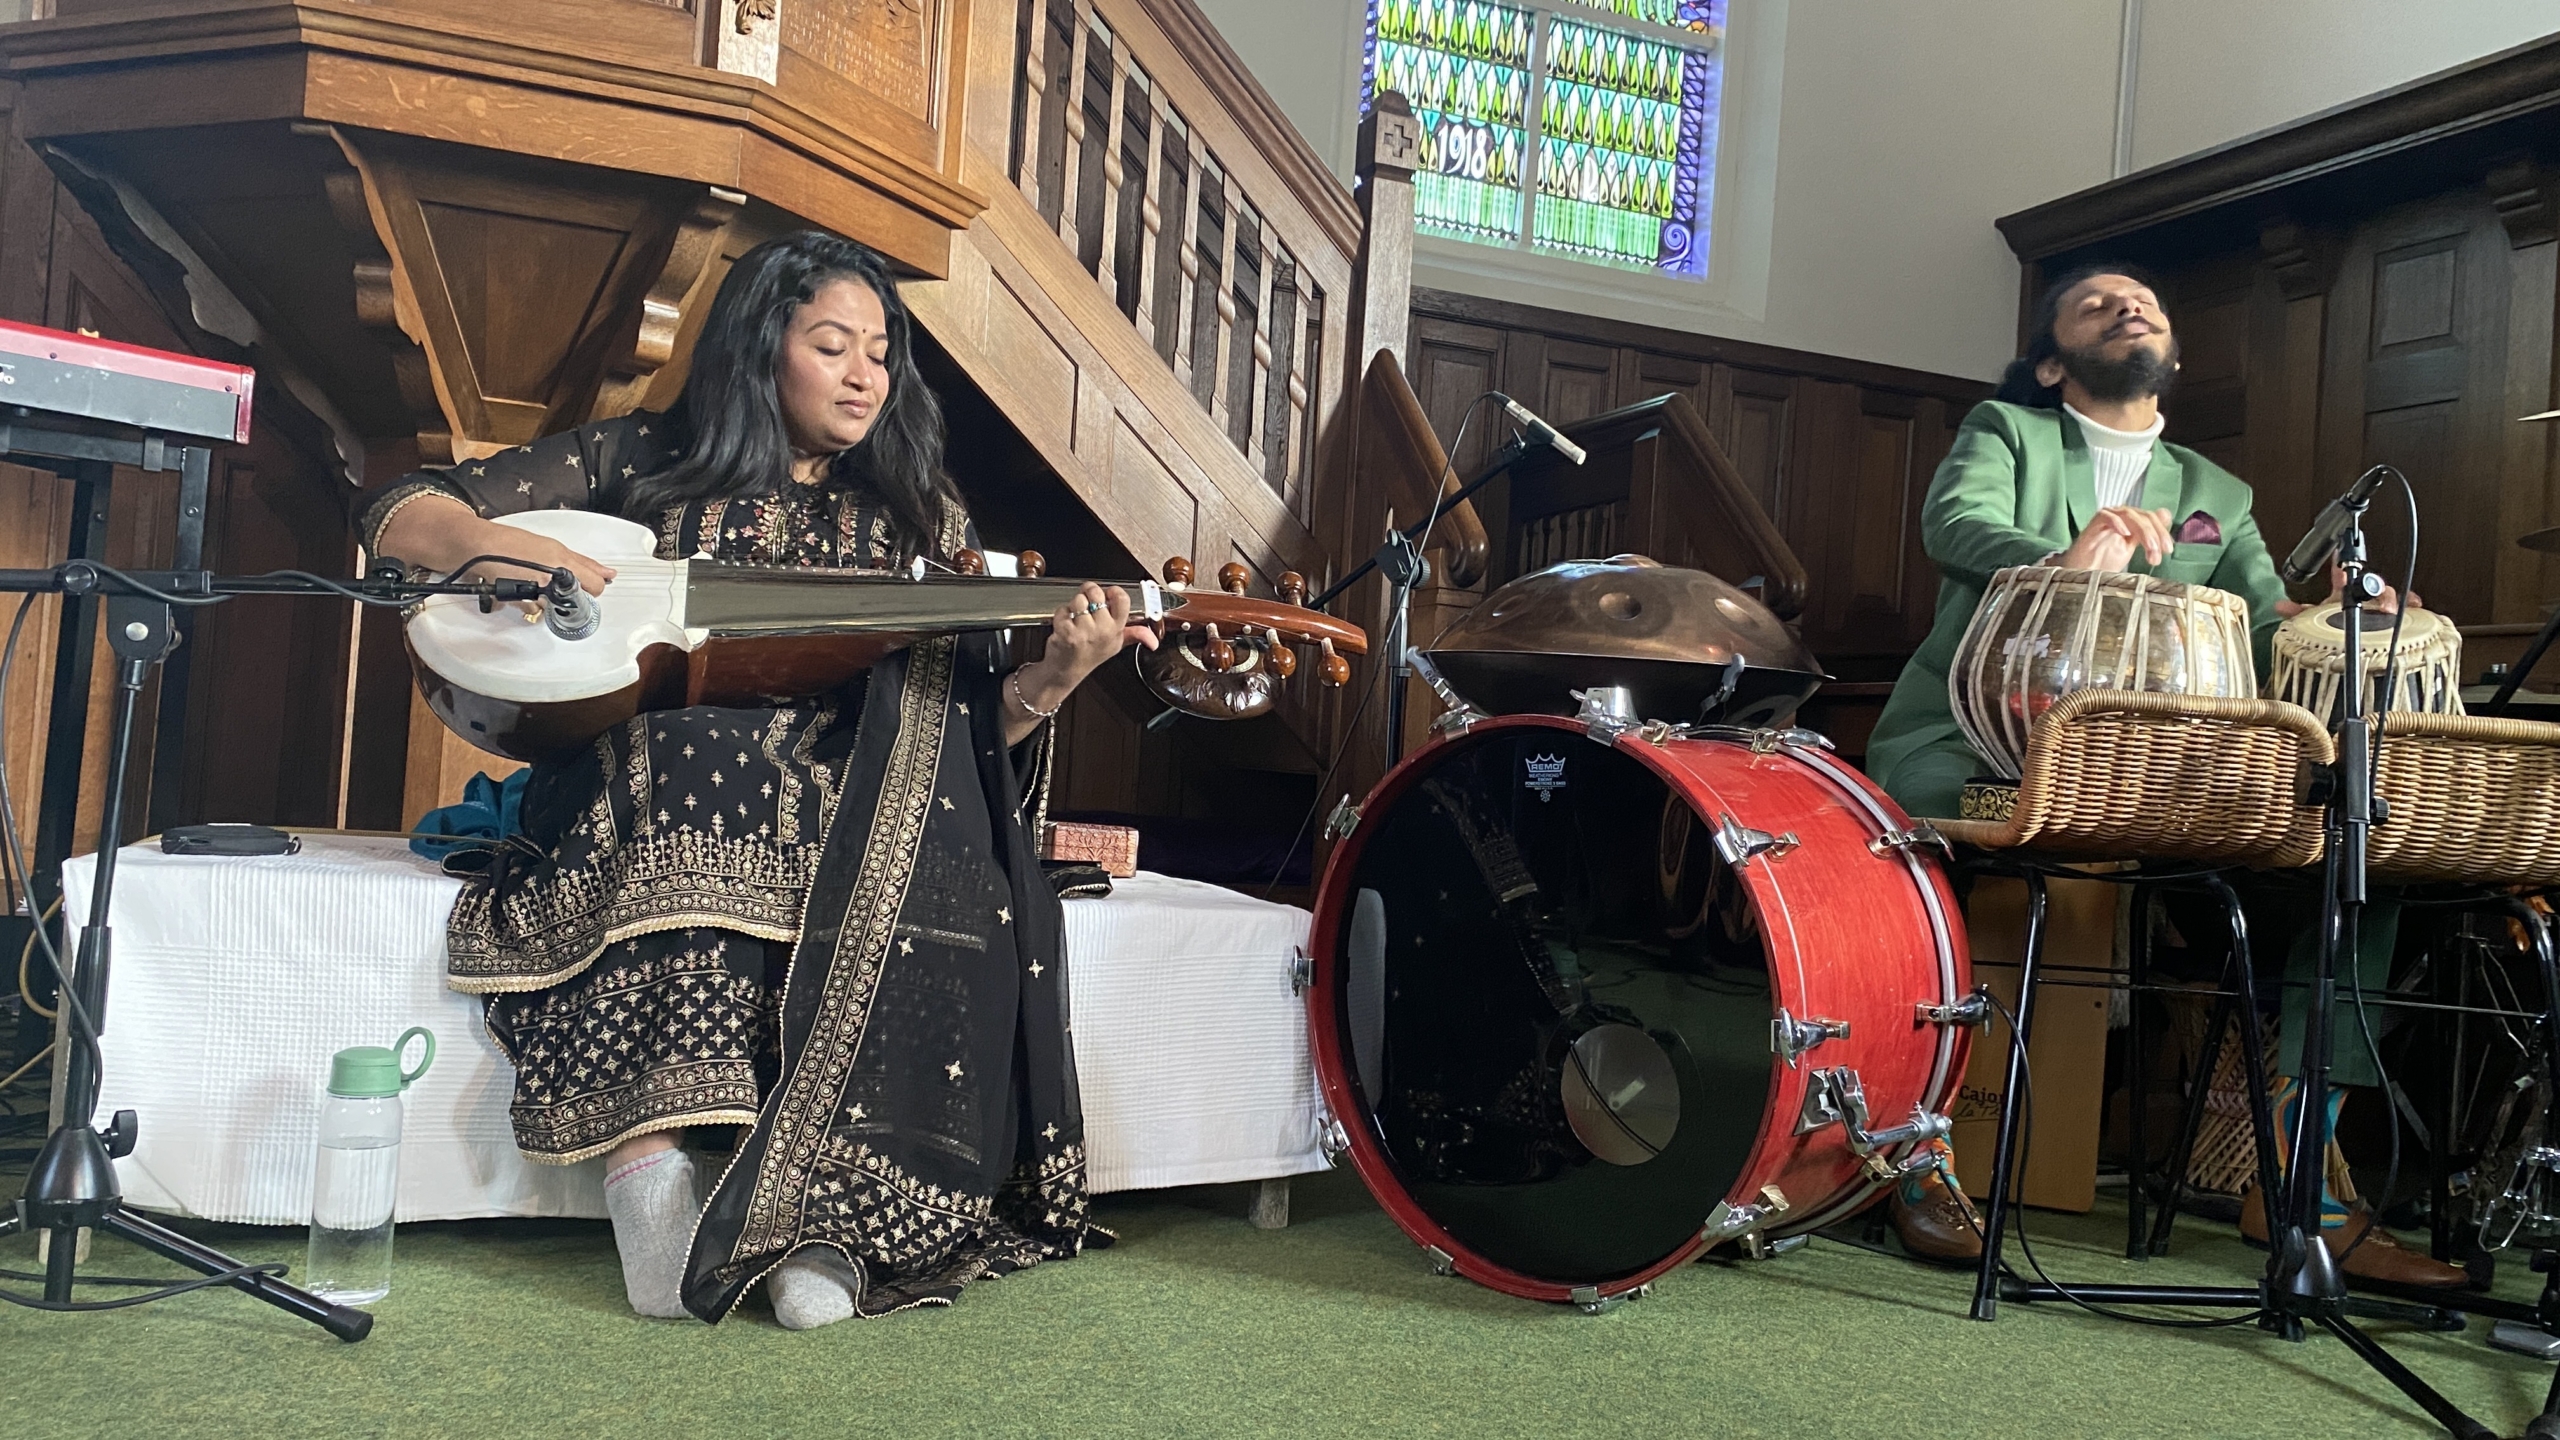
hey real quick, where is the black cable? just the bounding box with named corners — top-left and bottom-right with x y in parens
top-left (0, 593), bottom-right (102, 1114)
top-left (66, 561), bottom-right (224, 607)
top-left (1256, 392), bottom-right (1500, 900)
top-left (0, 1261), bottom-right (290, 1312)
top-left (1985, 988), bottom-right (2267, 1329)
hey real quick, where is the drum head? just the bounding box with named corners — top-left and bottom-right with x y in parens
top-left (1316, 723), bottom-right (1773, 1290)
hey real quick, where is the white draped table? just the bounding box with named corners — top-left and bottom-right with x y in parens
top-left (58, 836), bottom-right (1324, 1225)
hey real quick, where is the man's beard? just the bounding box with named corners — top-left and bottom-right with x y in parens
top-left (2057, 335), bottom-right (2179, 403)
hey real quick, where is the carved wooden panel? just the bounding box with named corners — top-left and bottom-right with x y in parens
top-left (784, 0), bottom-right (941, 120)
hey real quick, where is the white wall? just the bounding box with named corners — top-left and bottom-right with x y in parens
top-left (2129, 0), bottom-right (2560, 172)
top-left (1184, 0), bottom-right (2560, 383)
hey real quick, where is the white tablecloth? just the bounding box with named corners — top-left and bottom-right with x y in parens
top-left (60, 837), bottom-right (1323, 1224)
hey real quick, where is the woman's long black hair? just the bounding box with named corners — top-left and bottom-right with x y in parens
top-left (1993, 261), bottom-right (2160, 408)
top-left (608, 231), bottom-right (954, 555)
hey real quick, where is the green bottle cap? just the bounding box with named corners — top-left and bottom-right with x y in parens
top-left (328, 1026), bottom-right (435, 1098)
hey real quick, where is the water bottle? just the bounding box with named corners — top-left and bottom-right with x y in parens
top-left (305, 1027), bottom-right (434, 1305)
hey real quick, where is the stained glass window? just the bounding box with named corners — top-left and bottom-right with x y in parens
top-left (1363, 0), bottom-right (1725, 279)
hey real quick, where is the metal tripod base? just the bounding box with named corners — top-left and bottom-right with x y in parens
top-left (5, 1117), bottom-right (372, 1341)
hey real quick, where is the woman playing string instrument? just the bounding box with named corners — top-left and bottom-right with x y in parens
top-left (361, 231), bottom-right (1154, 1326)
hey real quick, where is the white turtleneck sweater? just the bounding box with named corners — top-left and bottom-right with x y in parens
top-left (2064, 403), bottom-right (2164, 511)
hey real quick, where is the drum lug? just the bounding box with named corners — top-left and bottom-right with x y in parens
top-left (1916, 985), bottom-right (1994, 1028)
top-left (1796, 1066), bottom-right (1955, 1165)
top-left (1702, 1184), bottom-right (1792, 1246)
top-left (1713, 815), bottom-right (1799, 867)
top-left (1422, 1244), bottom-right (1457, 1277)
top-left (1288, 946), bottom-right (1313, 995)
top-left (1317, 1114), bottom-right (1352, 1164)
top-left (1569, 1282), bottom-right (1650, 1315)
top-left (1409, 649), bottom-right (1486, 738)
top-left (1868, 823), bottom-right (1953, 861)
top-left (1769, 1008), bottom-right (1851, 1067)
top-left (1322, 794), bottom-right (1363, 841)
top-left (1572, 684), bottom-right (1640, 742)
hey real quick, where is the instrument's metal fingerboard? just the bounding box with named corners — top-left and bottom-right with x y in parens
top-left (683, 566), bottom-right (1096, 636)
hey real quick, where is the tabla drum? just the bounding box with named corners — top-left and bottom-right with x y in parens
top-left (1950, 566), bottom-right (2257, 780)
top-left (2267, 602), bottom-right (2463, 721)
top-left (1305, 713), bottom-right (1971, 1307)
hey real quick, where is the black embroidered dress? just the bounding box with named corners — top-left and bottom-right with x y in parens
top-left (362, 413), bottom-right (1094, 1321)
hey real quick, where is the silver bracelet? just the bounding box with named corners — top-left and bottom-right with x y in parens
top-left (1007, 670), bottom-right (1060, 720)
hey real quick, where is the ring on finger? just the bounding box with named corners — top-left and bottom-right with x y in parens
top-left (1084, 600), bottom-right (1104, 614)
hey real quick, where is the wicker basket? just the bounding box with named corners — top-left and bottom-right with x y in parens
top-left (1932, 689), bottom-right (2333, 869)
top-left (2367, 711), bottom-right (2560, 886)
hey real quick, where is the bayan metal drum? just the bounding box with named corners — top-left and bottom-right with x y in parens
top-left (1306, 712), bottom-right (1971, 1307)
top-left (2267, 602), bottom-right (2463, 721)
top-left (1950, 566), bottom-right (2256, 780)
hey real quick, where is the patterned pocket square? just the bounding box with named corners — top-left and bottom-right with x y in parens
top-left (2174, 510), bottom-right (2222, 546)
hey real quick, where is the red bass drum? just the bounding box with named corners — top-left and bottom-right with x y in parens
top-left (1306, 715), bottom-right (1971, 1307)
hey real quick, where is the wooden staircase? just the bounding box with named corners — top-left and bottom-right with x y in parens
top-left (0, 0), bottom-right (1438, 830)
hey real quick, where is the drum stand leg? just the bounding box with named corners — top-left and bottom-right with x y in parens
top-left (2125, 884), bottom-right (2155, 1259)
top-left (1969, 869), bottom-right (2047, 1322)
top-left (2144, 989), bottom-right (2232, 1259)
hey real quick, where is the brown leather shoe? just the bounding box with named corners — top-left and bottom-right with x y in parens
top-left (2237, 1186), bottom-right (2468, 1289)
top-left (1890, 1170), bottom-right (1986, 1262)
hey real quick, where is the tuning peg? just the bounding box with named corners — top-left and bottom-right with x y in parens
top-left (1203, 623), bottom-right (1235, 673)
top-left (1318, 637), bottom-right (1350, 687)
top-left (1017, 549), bottom-right (1046, 578)
top-left (1163, 556), bottom-right (1194, 587)
top-left (1266, 639), bottom-right (1298, 679)
top-left (1278, 571), bottom-right (1306, 606)
top-left (954, 548), bottom-right (986, 576)
top-left (1217, 562), bottom-right (1249, 595)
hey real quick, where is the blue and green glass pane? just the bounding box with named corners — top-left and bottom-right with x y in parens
top-left (1365, 0), bottom-right (1534, 243)
top-left (1532, 9), bottom-right (1721, 275)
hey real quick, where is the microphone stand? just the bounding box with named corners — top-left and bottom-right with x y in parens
top-left (1310, 436), bottom-right (1532, 769)
top-left (0, 561), bottom-right (540, 1341)
top-left (1986, 489), bottom-right (2505, 1439)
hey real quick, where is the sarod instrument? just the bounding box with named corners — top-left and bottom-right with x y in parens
top-left (405, 511), bottom-right (1365, 759)
top-left (1305, 704), bottom-right (1971, 1307)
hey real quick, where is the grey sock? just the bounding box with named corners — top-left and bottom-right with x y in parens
top-left (767, 1251), bottom-right (857, 1331)
top-left (603, 1149), bottom-right (698, 1319)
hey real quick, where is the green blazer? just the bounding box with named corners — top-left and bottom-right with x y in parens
top-left (1866, 400), bottom-right (2289, 818)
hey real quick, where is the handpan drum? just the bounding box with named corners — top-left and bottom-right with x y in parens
top-left (1950, 566), bottom-right (2256, 779)
top-left (1306, 713), bottom-right (1971, 1306)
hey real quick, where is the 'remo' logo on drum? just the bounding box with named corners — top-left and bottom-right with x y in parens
top-left (1522, 753), bottom-right (1568, 801)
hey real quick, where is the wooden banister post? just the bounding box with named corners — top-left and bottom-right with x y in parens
top-left (1055, 1), bottom-right (1095, 260)
top-left (1351, 90), bottom-right (1420, 378)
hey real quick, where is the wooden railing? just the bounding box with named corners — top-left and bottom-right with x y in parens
top-left (1004, 0), bottom-right (1343, 517)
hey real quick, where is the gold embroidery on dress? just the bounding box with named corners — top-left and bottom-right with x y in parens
top-left (731, 636), bottom-right (956, 1266)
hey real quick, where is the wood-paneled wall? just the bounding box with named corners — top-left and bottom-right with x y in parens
top-left (1996, 37), bottom-right (2560, 669)
top-left (1408, 289), bottom-right (1989, 681)
top-left (1404, 288), bottom-right (1989, 761)
top-left (0, 86), bottom-right (359, 859)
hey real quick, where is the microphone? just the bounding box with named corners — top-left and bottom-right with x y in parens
top-left (543, 566), bottom-right (600, 641)
top-left (1499, 395), bottom-right (1588, 466)
top-left (2280, 465), bottom-right (2393, 584)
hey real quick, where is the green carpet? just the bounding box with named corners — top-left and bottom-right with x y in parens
top-left (3, 1169), bottom-right (2553, 1439)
